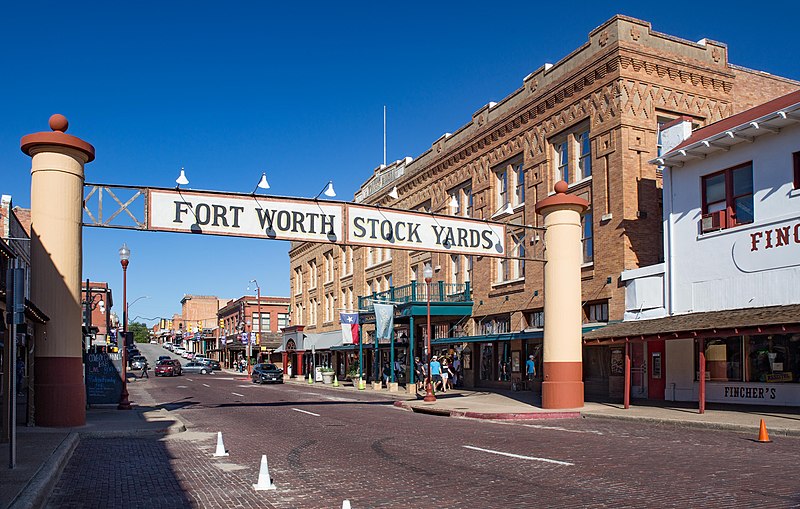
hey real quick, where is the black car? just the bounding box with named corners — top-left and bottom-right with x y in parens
top-left (158, 355), bottom-right (171, 361)
top-left (199, 358), bottom-right (221, 371)
top-left (251, 363), bottom-right (283, 384)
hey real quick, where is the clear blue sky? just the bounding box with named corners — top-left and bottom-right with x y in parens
top-left (2, 1), bottom-right (799, 325)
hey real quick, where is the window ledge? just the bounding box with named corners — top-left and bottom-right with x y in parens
top-left (491, 277), bottom-right (525, 289)
top-left (366, 259), bottom-right (392, 270)
top-left (581, 262), bottom-right (594, 269)
top-left (547, 176), bottom-right (592, 196)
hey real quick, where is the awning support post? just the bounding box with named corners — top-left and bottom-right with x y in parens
top-left (624, 340), bottom-right (631, 410)
top-left (698, 339), bottom-right (706, 414)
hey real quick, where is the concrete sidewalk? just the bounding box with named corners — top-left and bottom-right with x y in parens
top-left (0, 382), bottom-right (185, 509)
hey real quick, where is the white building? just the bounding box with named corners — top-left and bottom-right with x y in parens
top-left (585, 90), bottom-right (800, 407)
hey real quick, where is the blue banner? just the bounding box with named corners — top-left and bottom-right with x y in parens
top-left (374, 303), bottom-right (394, 340)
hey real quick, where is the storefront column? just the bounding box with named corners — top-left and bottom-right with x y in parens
top-left (357, 324), bottom-right (363, 379)
top-left (535, 181), bottom-right (589, 409)
top-left (409, 317), bottom-right (415, 386)
top-left (698, 340), bottom-right (706, 414)
top-left (21, 115), bottom-right (95, 427)
top-left (624, 341), bottom-right (631, 409)
top-left (282, 351), bottom-right (288, 371)
top-left (295, 351), bottom-right (304, 376)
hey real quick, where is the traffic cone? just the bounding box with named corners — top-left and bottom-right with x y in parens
top-left (358, 377), bottom-right (365, 390)
top-left (757, 419), bottom-right (772, 443)
top-left (307, 373), bottom-right (313, 384)
top-left (252, 454), bottom-right (276, 491)
top-left (212, 431), bottom-right (229, 457)
top-left (333, 375), bottom-right (340, 387)
top-left (342, 500), bottom-right (351, 509)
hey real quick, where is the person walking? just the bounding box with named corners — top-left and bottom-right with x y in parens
top-left (414, 357), bottom-right (424, 392)
top-left (140, 359), bottom-right (149, 379)
top-left (429, 356), bottom-right (443, 392)
top-left (440, 358), bottom-right (451, 392)
top-left (526, 354), bottom-right (536, 389)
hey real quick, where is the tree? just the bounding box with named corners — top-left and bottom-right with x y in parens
top-left (128, 321), bottom-right (150, 343)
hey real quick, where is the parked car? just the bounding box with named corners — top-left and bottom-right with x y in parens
top-left (131, 355), bottom-right (148, 370)
top-left (175, 347), bottom-right (186, 355)
top-left (182, 362), bottom-right (211, 375)
top-left (186, 352), bottom-right (195, 360)
top-left (199, 358), bottom-right (221, 371)
top-left (164, 344), bottom-right (174, 351)
top-left (181, 351), bottom-right (191, 359)
top-left (155, 359), bottom-right (182, 377)
top-left (149, 339), bottom-right (158, 344)
top-left (193, 356), bottom-right (208, 364)
top-left (251, 363), bottom-right (283, 384)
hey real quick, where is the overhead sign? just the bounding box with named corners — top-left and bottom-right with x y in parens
top-left (148, 189), bottom-right (344, 244)
top-left (146, 188), bottom-right (507, 257)
top-left (346, 205), bottom-right (506, 256)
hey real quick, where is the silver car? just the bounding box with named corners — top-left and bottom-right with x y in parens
top-left (182, 362), bottom-right (212, 375)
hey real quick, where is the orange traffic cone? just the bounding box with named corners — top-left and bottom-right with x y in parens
top-left (757, 419), bottom-right (772, 443)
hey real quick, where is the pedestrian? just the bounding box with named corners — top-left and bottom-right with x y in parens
top-left (140, 359), bottom-right (149, 379)
top-left (440, 358), bottom-right (451, 392)
top-left (414, 357), bottom-right (424, 391)
top-left (382, 362), bottom-right (391, 387)
top-left (526, 354), bottom-right (536, 388)
top-left (287, 361), bottom-right (293, 377)
top-left (452, 355), bottom-right (461, 387)
top-left (429, 356), bottom-right (442, 392)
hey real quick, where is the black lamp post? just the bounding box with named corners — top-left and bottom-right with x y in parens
top-left (118, 243), bottom-right (132, 410)
top-left (423, 262), bottom-right (436, 403)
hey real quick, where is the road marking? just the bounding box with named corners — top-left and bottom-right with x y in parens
top-left (215, 377), bottom-right (235, 380)
top-left (231, 392), bottom-right (245, 397)
top-left (463, 445), bottom-right (573, 466)
top-left (202, 383), bottom-right (210, 388)
top-left (177, 386), bottom-right (188, 389)
top-left (299, 391), bottom-right (357, 402)
top-left (186, 378), bottom-right (193, 382)
top-left (292, 408), bottom-right (320, 417)
top-left (519, 423), bottom-right (603, 435)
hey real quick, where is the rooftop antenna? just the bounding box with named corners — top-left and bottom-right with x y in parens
top-left (383, 104), bottom-right (386, 166)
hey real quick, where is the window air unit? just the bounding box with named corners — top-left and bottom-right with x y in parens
top-left (701, 210), bottom-right (726, 233)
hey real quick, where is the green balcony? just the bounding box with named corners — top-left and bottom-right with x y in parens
top-left (358, 281), bottom-right (471, 313)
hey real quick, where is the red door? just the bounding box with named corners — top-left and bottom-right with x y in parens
top-left (648, 340), bottom-right (665, 400)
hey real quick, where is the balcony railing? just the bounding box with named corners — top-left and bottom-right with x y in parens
top-left (358, 281), bottom-right (471, 311)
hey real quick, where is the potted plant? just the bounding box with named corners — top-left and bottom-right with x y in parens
top-left (346, 361), bottom-right (360, 381)
top-left (321, 367), bottom-right (335, 384)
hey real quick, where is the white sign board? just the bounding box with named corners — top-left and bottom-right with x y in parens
top-left (732, 216), bottom-right (800, 273)
top-left (346, 205), bottom-right (506, 257)
top-left (148, 189), bottom-right (344, 244)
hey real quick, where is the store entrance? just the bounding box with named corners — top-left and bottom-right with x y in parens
top-left (631, 343), bottom-right (647, 398)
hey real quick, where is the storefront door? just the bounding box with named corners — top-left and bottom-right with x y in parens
top-left (631, 343), bottom-right (647, 398)
top-left (648, 340), bottom-right (665, 400)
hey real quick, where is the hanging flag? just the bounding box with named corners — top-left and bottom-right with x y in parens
top-left (340, 312), bottom-right (359, 344)
top-left (374, 303), bottom-right (394, 341)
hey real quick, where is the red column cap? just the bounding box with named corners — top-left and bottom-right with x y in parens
top-left (535, 181), bottom-right (589, 214)
top-left (20, 114), bottom-right (95, 162)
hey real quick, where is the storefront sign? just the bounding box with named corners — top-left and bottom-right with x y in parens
top-left (766, 372), bottom-right (793, 383)
top-left (703, 382), bottom-right (800, 406)
top-left (346, 205), bottom-right (506, 257)
top-left (732, 215), bottom-right (800, 273)
top-left (149, 189), bottom-right (344, 244)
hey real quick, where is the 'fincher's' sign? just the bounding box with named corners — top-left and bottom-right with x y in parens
top-left (147, 189), bottom-right (506, 257)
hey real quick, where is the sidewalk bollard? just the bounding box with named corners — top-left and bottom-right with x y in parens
top-left (333, 375), bottom-right (340, 387)
top-left (212, 431), bottom-right (229, 457)
top-left (342, 500), bottom-right (351, 509)
top-left (253, 454), bottom-right (276, 490)
top-left (358, 377), bottom-right (366, 390)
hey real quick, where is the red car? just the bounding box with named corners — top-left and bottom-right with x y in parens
top-left (154, 359), bottom-right (182, 377)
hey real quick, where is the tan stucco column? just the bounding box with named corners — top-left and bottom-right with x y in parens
top-left (21, 114), bottom-right (95, 427)
top-left (535, 181), bottom-right (588, 409)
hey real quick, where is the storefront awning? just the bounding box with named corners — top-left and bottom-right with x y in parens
top-left (583, 304), bottom-right (800, 345)
top-left (430, 324), bottom-right (606, 345)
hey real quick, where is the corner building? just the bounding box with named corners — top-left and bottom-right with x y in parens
top-left (287, 15), bottom-right (799, 397)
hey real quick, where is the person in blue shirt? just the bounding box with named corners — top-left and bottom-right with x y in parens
top-left (429, 356), bottom-right (443, 392)
top-left (526, 355), bottom-right (536, 383)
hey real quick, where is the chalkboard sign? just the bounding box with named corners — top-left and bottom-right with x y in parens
top-left (85, 352), bottom-right (123, 405)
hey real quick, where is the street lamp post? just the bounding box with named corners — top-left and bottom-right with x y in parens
top-left (118, 243), bottom-right (132, 410)
top-left (423, 262), bottom-right (436, 403)
top-left (250, 279), bottom-right (261, 372)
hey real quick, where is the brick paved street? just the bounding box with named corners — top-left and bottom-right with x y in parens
top-left (48, 370), bottom-right (800, 508)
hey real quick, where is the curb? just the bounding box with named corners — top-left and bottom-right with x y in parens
top-left (8, 433), bottom-right (79, 509)
top-left (393, 401), bottom-right (580, 420)
top-left (580, 412), bottom-right (800, 437)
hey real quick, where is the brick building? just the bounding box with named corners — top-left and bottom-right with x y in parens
top-left (81, 281), bottom-right (113, 344)
top-left (287, 15), bottom-right (800, 395)
top-left (166, 295), bottom-right (228, 354)
top-left (214, 295), bottom-right (290, 369)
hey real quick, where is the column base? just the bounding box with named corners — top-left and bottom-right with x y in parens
top-left (35, 356), bottom-right (86, 427)
top-left (542, 361), bottom-right (584, 409)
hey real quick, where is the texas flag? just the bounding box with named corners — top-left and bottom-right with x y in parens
top-left (340, 312), bottom-right (359, 345)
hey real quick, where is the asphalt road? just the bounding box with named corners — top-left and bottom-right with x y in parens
top-left (48, 343), bottom-right (800, 508)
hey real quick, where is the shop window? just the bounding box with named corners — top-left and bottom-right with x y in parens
top-left (746, 334), bottom-right (798, 383)
top-left (584, 301), bottom-right (608, 323)
top-left (702, 163), bottom-right (754, 229)
top-left (479, 343), bottom-right (495, 381)
top-left (694, 337), bottom-right (743, 382)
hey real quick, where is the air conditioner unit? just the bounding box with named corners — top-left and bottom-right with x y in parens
top-left (701, 210), bottom-right (726, 233)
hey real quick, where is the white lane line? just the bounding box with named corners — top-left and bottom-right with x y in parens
top-left (177, 385), bottom-right (188, 389)
top-left (299, 392), bottom-right (357, 402)
top-left (519, 424), bottom-right (603, 435)
top-left (202, 383), bottom-right (210, 388)
top-left (215, 377), bottom-right (235, 380)
top-left (292, 408), bottom-right (320, 417)
top-left (186, 378), bottom-right (193, 382)
top-left (231, 392), bottom-right (245, 397)
top-left (463, 445), bottom-right (573, 466)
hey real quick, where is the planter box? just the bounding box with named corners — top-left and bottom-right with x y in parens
top-left (322, 373), bottom-right (334, 384)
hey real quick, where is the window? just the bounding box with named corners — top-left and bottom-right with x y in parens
top-left (309, 298), bottom-right (317, 325)
top-left (410, 265), bottom-right (417, 281)
top-left (294, 267), bottom-right (303, 294)
top-left (496, 257), bottom-right (510, 283)
top-left (515, 164), bottom-right (525, 204)
top-left (513, 233), bottom-right (525, 279)
top-left (555, 140), bottom-right (569, 183)
top-left (466, 256), bottom-right (473, 282)
top-left (585, 301), bottom-right (608, 322)
top-left (450, 255), bottom-right (461, 284)
top-left (466, 187), bottom-right (473, 217)
top-left (480, 316), bottom-right (510, 335)
top-left (702, 163), bottom-right (754, 228)
top-left (252, 313), bottom-right (270, 332)
top-left (497, 169), bottom-right (509, 207)
top-left (578, 131), bottom-right (591, 179)
top-left (324, 251), bottom-right (334, 283)
top-left (529, 310), bottom-right (544, 328)
top-left (582, 212), bottom-right (593, 263)
top-left (278, 313), bottom-right (290, 329)
top-left (308, 260), bottom-right (318, 289)
top-left (794, 151), bottom-right (800, 190)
